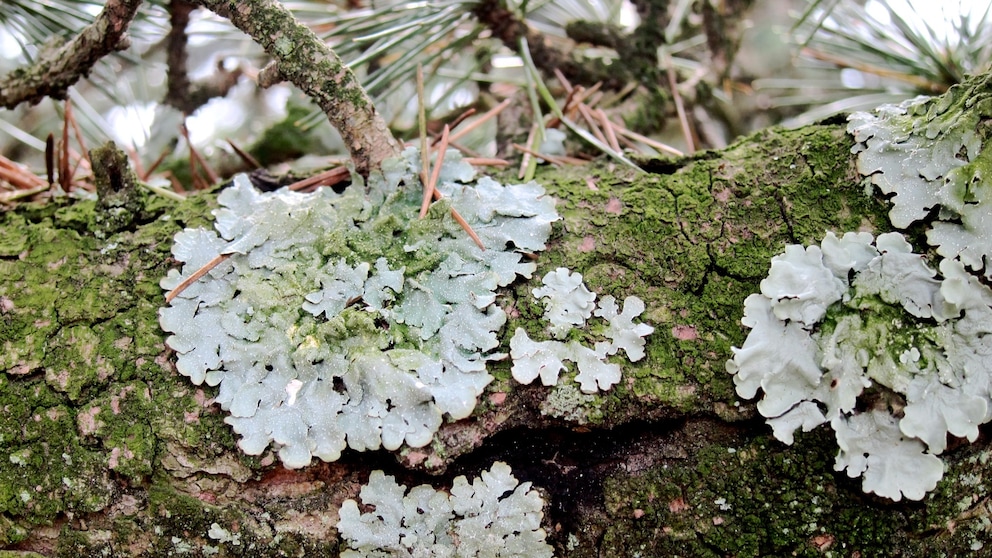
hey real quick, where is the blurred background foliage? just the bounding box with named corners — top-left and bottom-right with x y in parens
top-left (0, 0), bottom-right (990, 198)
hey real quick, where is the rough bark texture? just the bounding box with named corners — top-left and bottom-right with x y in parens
top-left (0, 0), bottom-right (142, 109)
top-left (2, 82), bottom-right (992, 556)
top-left (195, 0), bottom-right (401, 177)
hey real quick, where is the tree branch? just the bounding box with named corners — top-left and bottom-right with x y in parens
top-left (164, 0), bottom-right (243, 114)
top-left (0, 0), bottom-right (143, 109)
top-left (194, 0), bottom-right (401, 176)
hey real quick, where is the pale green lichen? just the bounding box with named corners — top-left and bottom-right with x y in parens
top-left (728, 231), bottom-right (992, 501)
top-left (338, 462), bottom-right (553, 557)
top-left (848, 81), bottom-right (992, 278)
top-left (159, 148), bottom-right (559, 468)
top-left (510, 268), bottom-right (653, 394)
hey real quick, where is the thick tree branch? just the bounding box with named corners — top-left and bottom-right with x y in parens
top-left (0, 0), bottom-right (143, 109)
top-left (195, 0), bottom-right (401, 176)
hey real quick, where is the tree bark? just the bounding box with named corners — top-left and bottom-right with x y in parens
top-left (0, 0), bottom-right (142, 109)
top-left (1, 79), bottom-right (991, 556)
top-left (195, 0), bottom-right (401, 177)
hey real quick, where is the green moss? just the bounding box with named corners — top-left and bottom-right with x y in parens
top-left (601, 430), bottom-right (902, 556)
top-left (522, 124), bottom-right (889, 424)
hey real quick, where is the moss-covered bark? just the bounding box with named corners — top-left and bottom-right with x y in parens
top-left (1, 86), bottom-right (991, 556)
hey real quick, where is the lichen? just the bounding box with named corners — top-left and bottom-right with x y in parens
top-left (728, 231), bottom-right (992, 500)
top-left (338, 462), bottom-right (553, 557)
top-left (158, 148), bottom-right (559, 468)
top-left (510, 269), bottom-right (653, 394)
top-left (848, 75), bottom-right (992, 279)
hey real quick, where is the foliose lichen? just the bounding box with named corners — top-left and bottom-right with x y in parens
top-left (510, 268), bottom-right (653, 393)
top-left (337, 462), bottom-right (553, 557)
top-left (848, 83), bottom-right (992, 278)
top-left (158, 148), bottom-right (558, 468)
top-left (727, 231), bottom-right (992, 501)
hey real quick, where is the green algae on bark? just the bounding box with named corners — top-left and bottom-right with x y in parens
top-left (0, 104), bottom-right (981, 556)
top-left (597, 426), bottom-right (992, 557)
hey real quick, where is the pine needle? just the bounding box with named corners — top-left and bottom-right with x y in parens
top-left (164, 253), bottom-right (232, 303)
top-left (420, 124), bottom-right (449, 218)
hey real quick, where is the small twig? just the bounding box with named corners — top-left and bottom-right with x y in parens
top-left (420, 125), bottom-right (450, 218)
top-left (165, 253), bottom-right (233, 303)
top-left (197, 0), bottom-right (402, 176)
top-left (512, 143), bottom-right (588, 166)
top-left (144, 148), bottom-right (171, 180)
top-left (45, 134), bottom-right (55, 186)
top-left (181, 123), bottom-right (219, 187)
top-left (445, 140), bottom-right (483, 158)
top-left (0, 156), bottom-right (47, 190)
top-left (612, 124), bottom-right (684, 157)
top-left (126, 144), bottom-right (146, 180)
top-left (0, 183), bottom-right (49, 203)
top-left (518, 123), bottom-right (538, 180)
top-left (553, 68), bottom-right (573, 93)
top-left (68, 102), bottom-right (90, 171)
top-left (0, 0), bottom-right (142, 109)
top-left (434, 108), bottom-right (476, 145)
top-left (463, 157), bottom-right (510, 167)
top-left (417, 65), bottom-right (430, 194)
top-left (594, 108), bottom-right (622, 153)
top-left (141, 181), bottom-right (187, 202)
top-left (167, 173), bottom-right (188, 194)
top-left (576, 103), bottom-right (610, 146)
top-left (190, 142), bottom-right (219, 185)
top-left (447, 204), bottom-right (484, 250)
top-left (257, 61), bottom-right (283, 88)
top-left (60, 100), bottom-right (72, 192)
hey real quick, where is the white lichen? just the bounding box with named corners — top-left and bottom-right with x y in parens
top-left (159, 148), bottom-right (559, 468)
top-left (728, 231), bottom-right (992, 500)
top-left (849, 91), bottom-right (992, 279)
top-left (337, 462), bottom-right (553, 557)
top-left (511, 272), bottom-right (652, 394)
top-left (532, 268), bottom-right (597, 339)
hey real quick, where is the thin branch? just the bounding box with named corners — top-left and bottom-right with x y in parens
top-left (195, 0), bottom-right (401, 176)
top-left (0, 0), bottom-right (143, 109)
top-left (164, 0), bottom-right (243, 114)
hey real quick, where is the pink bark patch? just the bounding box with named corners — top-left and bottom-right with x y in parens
top-left (108, 446), bottom-right (134, 469)
top-left (77, 406), bottom-right (102, 436)
top-left (578, 236), bottom-right (596, 252)
top-left (671, 325), bottom-right (698, 341)
top-left (488, 392), bottom-right (507, 405)
top-left (405, 451), bottom-right (428, 466)
top-left (605, 197), bottom-right (623, 214)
